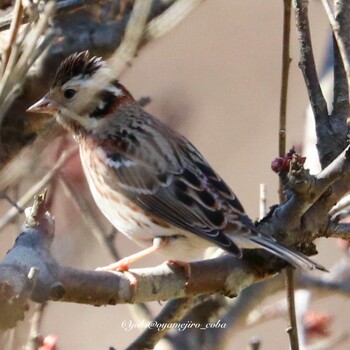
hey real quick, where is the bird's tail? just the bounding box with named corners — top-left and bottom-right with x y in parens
top-left (249, 234), bottom-right (328, 272)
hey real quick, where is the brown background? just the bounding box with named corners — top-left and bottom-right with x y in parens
top-left (1, 1), bottom-right (349, 349)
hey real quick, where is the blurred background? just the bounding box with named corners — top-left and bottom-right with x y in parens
top-left (1, 0), bottom-right (348, 349)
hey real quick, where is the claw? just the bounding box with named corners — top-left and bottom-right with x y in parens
top-left (95, 264), bottom-right (138, 297)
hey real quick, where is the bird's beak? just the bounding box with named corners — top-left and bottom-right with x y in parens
top-left (27, 95), bottom-right (58, 114)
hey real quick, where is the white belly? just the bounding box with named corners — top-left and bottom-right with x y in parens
top-left (79, 145), bottom-right (211, 261)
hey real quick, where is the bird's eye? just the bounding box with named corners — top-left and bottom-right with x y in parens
top-left (63, 88), bottom-right (76, 99)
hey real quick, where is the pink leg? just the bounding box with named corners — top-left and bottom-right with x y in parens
top-left (95, 237), bottom-right (168, 272)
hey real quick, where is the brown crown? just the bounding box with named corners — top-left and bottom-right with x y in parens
top-left (51, 51), bottom-right (102, 88)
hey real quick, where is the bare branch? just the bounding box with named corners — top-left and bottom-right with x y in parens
top-left (107, 0), bottom-right (153, 77)
top-left (259, 145), bottom-right (350, 243)
top-left (0, 1), bottom-right (56, 130)
top-left (59, 174), bottom-right (120, 260)
top-left (292, 0), bottom-right (333, 168)
top-left (0, 194), bottom-right (282, 331)
top-left (124, 298), bottom-right (194, 350)
top-left (306, 332), bottom-right (349, 350)
top-left (326, 222), bottom-right (350, 239)
top-left (0, 0), bottom-right (206, 169)
top-left (0, 122), bottom-right (63, 190)
top-left (0, 147), bottom-right (77, 232)
top-left (25, 303), bottom-right (46, 350)
top-left (285, 268), bottom-right (300, 350)
top-left (321, 0), bottom-right (350, 93)
top-left (144, 0), bottom-right (205, 43)
top-left (0, 0), bottom-right (110, 32)
top-left (259, 184), bottom-right (267, 220)
top-left (1, 0), bottom-right (23, 75)
top-left (329, 194), bottom-right (350, 217)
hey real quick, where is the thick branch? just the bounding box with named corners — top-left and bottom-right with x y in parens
top-left (0, 194), bottom-right (280, 331)
top-left (260, 145), bottom-right (350, 243)
top-left (326, 222), bottom-right (350, 239)
top-left (124, 298), bottom-right (193, 350)
top-left (56, 256), bottom-right (264, 305)
top-left (293, 0), bottom-right (338, 168)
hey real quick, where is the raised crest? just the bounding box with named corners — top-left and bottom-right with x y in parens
top-left (51, 51), bottom-right (103, 88)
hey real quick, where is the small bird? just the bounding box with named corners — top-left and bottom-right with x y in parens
top-left (27, 51), bottom-right (325, 272)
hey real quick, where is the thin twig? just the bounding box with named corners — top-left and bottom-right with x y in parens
top-left (128, 303), bottom-right (154, 324)
top-left (58, 174), bottom-right (120, 261)
top-left (321, 0), bottom-right (350, 98)
top-left (144, 0), bottom-right (205, 43)
top-left (1, 0), bottom-right (23, 76)
top-left (71, 0), bottom-right (152, 116)
top-left (0, 123), bottom-right (63, 190)
top-left (0, 147), bottom-right (77, 232)
top-left (124, 298), bottom-right (194, 350)
top-left (329, 193), bottom-right (350, 216)
top-left (0, 190), bottom-right (24, 213)
top-left (0, 1), bottom-right (56, 130)
top-left (326, 222), bottom-right (350, 239)
top-left (259, 184), bottom-right (267, 220)
top-left (0, 0), bottom-right (109, 32)
top-left (285, 268), bottom-right (300, 350)
top-left (59, 158), bottom-right (158, 333)
top-left (25, 303), bottom-right (47, 350)
top-left (279, 0), bottom-right (291, 162)
top-left (278, 0), bottom-right (290, 198)
top-left (280, 1), bottom-right (300, 349)
top-left (305, 332), bottom-right (349, 350)
top-left (108, 0), bottom-right (153, 77)
top-left (292, 0), bottom-right (331, 167)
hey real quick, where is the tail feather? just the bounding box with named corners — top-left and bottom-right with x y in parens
top-left (249, 234), bottom-right (328, 272)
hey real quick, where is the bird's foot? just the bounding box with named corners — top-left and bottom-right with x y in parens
top-left (95, 260), bottom-right (129, 272)
top-left (95, 260), bottom-right (137, 288)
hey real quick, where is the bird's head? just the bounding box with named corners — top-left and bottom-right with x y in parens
top-left (27, 51), bottom-right (134, 136)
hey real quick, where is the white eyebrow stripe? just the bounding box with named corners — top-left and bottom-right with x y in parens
top-left (61, 75), bottom-right (84, 89)
top-left (61, 78), bottom-right (123, 99)
top-left (105, 84), bottom-right (124, 97)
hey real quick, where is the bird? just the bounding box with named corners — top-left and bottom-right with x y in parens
top-left (27, 51), bottom-right (326, 273)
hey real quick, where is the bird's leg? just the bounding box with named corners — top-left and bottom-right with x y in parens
top-left (95, 237), bottom-right (169, 291)
top-left (95, 236), bottom-right (168, 272)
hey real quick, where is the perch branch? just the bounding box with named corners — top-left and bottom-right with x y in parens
top-left (0, 193), bottom-right (278, 331)
top-left (2, 189), bottom-right (350, 332)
